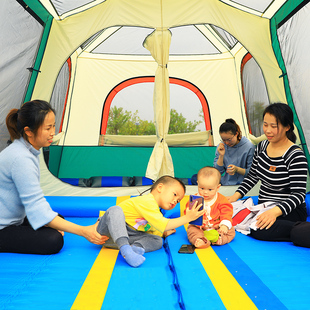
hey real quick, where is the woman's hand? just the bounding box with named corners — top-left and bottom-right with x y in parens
top-left (48, 216), bottom-right (109, 245)
top-left (227, 164), bottom-right (237, 175)
top-left (81, 222), bottom-right (109, 245)
top-left (256, 207), bottom-right (283, 230)
top-left (217, 143), bottom-right (225, 156)
top-left (227, 192), bottom-right (241, 203)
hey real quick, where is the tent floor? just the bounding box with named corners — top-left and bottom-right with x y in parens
top-left (1, 215), bottom-right (309, 310)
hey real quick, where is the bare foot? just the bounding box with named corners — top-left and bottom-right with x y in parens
top-left (194, 238), bottom-right (210, 249)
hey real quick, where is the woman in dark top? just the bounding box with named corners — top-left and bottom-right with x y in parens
top-left (228, 103), bottom-right (308, 242)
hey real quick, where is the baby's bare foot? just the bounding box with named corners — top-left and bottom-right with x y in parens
top-left (195, 238), bottom-right (210, 248)
top-left (195, 238), bottom-right (205, 247)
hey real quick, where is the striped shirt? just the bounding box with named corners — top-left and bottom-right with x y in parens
top-left (236, 140), bottom-right (308, 216)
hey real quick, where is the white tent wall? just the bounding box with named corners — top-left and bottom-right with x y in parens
top-left (31, 0), bottom-right (285, 104)
top-left (61, 50), bottom-right (248, 146)
top-left (62, 55), bottom-right (157, 146)
top-left (0, 1), bottom-right (43, 152)
top-left (277, 2), bottom-right (310, 156)
top-left (2, 0), bottom-right (308, 196)
top-left (31, 0), bottom-right (288, 196)
top-left (168, 53), bottom-right (249, 144)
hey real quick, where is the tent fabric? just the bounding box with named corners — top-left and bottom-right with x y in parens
top-left (101, 131), bottom-right (210, 147)
top-left (143, 28), bottom-right (174, 179)
top-left (1, 0), bottom-right (310, 196)
top-left (277, 4), bottom-right (310, 155)
top-left (0, 1), bottom-right (43, 151)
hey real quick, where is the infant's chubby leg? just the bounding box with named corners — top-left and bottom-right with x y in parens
top-left (212, 227), bottom-right (235, 246)
top-left (187, 225), bottom-right (210, 249)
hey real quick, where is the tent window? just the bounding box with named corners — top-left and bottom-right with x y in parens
top-left (169, 25), bottom-right (220, 55)
top-left (277, 2), bottom-right (310, 153)
top-left (91, 25), bottom-right (221, 56)
top-left (50, 59), bottom-right (71, 134)
top-left (210, 25), bottom-right (238, 49)
top-left (50, 0), bottom-right (102, 16)
top-left (241, 54), bottom-right (269, 137)
top-left (92, 27), bottom-right (154, 55)
top-left (220, 0), bottom-right (274, 13)
top-left (101, 77), bottom-right (210, 136)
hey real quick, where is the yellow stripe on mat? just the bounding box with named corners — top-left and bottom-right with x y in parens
top-left (70, 247), bottom-right (119, 310)
top-left (196, 247), bottom-right (258, 310)
top-left (71, 196), bottom-right (129, 310)
top-left (181, 195), bottom-right (257, 309)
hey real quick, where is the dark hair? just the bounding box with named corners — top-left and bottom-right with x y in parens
top-left (263, 103), bottom-right (296, 143)
top-left (6, 100), bottom-right (55, 142)
top-left (150, 175), bottom-right (186, 193)
top-left (219, 118), bottom-right (242, 141)
top-left (197, 166), bottom-right (221, 184)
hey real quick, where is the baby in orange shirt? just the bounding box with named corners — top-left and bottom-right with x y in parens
top-left (185, 166), bottom-right (235, 248)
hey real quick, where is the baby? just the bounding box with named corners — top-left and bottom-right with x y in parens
top-left (186, 166), bottom-right (235, 248)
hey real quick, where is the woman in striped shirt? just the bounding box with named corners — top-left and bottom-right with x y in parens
top-left (228, 103), bottom-right (308, 242)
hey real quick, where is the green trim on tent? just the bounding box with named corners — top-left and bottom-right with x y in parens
top-left (49, 145), bottom-right (217, 179)
top-left (23, 0), bottom-right (54, 102)
top-left (272, 0), bottom-right (306, 27)
top-left (270, 0), bottom-right (310, 168)
top-left (22, 0), bottom-right (53, 23)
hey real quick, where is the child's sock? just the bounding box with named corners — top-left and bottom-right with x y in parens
top-left (120, 244), bottom-right (145, 267)
top-left (131, 245), bottom-right (145, 255)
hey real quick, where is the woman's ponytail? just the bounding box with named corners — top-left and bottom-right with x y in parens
top-left (6, 109), bottom-right (20, 141)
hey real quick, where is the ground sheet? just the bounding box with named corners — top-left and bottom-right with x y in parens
top-left (0, 196), bottom-right (309, 310)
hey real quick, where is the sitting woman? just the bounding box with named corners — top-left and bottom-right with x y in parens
top-left (228, 103), bottom-right (308, 242)
top-left (0, 100), bottom-right (108, 254)
top-left (192, 118), bottom-right (255, 186)
top-left (213, 118), bottom-right (255, 185)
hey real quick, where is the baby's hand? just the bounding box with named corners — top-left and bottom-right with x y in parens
top-left (218, 225), bottom-right (228, 235)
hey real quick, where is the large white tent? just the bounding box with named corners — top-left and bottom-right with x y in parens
top-left (1, 0), bottom-right (310, 196)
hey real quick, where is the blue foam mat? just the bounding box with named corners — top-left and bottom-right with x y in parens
top-left (228, 232), bottom-right (310, 310)
top-left (0, 218), bottom-right (101, 310)
top-left (166, 225), bottom-right (310, 310)
top-left (1, 193), bottom-right (310, 310)
top-left (0, 217), bottom-right (180, 310)
top-left (166, 227), bottom-right (226, 310)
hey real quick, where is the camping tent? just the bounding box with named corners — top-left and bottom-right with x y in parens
top-left (1, 0), bottom-right (310, 196)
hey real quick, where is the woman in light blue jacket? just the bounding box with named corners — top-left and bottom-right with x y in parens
top-left (213, 118), bottom-right (255, 185)
top-left (0, 100), bottom-right (108, 254)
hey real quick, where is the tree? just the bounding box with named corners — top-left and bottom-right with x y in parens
top-left (168, 109), bottom-right (202, 134)
top-left (106, 106), bottom-right (203, 135)
top-left (106, 106), bottom-right (132, 135)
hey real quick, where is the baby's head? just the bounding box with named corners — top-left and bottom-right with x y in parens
top-left (197, 167), bottom-right (221, 202)
top-left (151, 175), bottom-right (185, 210)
